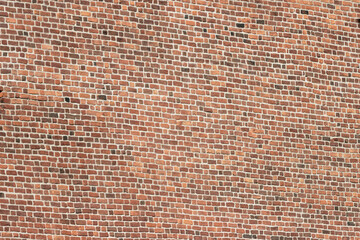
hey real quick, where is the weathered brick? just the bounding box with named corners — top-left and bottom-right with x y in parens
top-left (0, 0), bottom-right (359, 239)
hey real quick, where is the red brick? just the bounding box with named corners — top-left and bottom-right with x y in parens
top-left (0, 0), bottom-right (360, 239)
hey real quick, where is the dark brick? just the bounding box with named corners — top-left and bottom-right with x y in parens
top-left (301, 10), bottom-right (309, 14)
top-left (97, 95), bottom-right (107, 100)
top-left (243, 234), bottom-right (256, 239)
top-left (236, 23), bottom-right (245, 28)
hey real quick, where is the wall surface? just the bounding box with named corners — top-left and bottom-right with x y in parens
top-left (1, 0), bottom-right (360, 239)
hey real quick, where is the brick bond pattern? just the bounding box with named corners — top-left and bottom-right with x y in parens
top-left (0, 0), bottom-right (360, 239)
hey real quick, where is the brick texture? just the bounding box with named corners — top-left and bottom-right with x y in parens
top-left (0, 0), bottom-right (360, 239)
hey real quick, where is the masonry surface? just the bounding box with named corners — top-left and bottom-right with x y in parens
top-left (0, 0), bottom-right (360, 239)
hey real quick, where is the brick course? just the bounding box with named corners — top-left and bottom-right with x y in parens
top-left (0, 0), bottom-right (360, 239)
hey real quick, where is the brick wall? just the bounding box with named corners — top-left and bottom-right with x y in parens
top-left (1, 0), bottom-right (360, 239)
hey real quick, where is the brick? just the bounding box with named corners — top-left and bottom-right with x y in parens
top-left (0, 0), bottom-right (359, 239)
top-left (237, 23), bottom-right (245, 28)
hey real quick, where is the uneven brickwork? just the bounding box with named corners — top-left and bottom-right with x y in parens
top-left (0, 0), bottom-right (360, 239)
